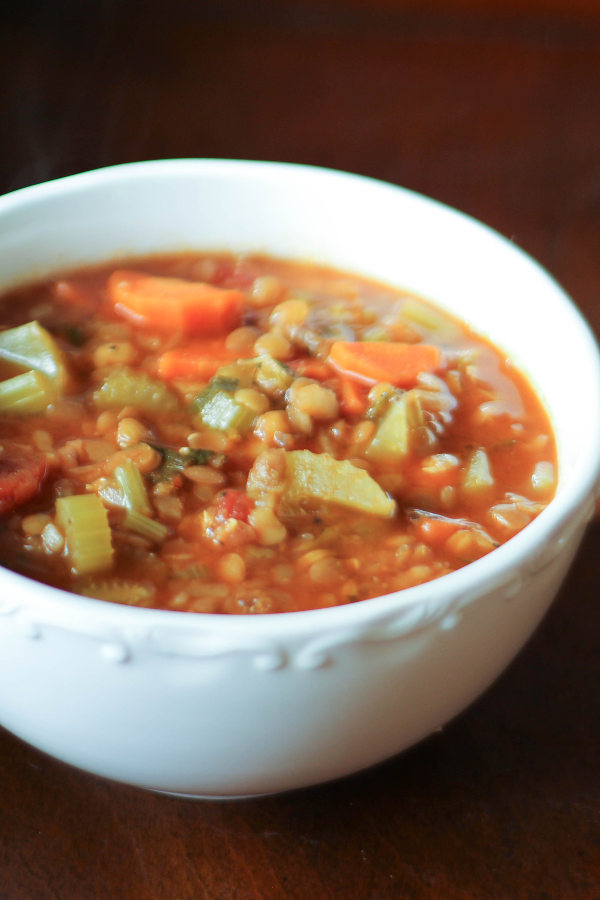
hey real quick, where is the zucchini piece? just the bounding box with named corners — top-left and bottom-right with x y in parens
top-left (0, 369), bottom-right (55, 415)
top-left (56, 493), bottom-right (114, 576)
top-left (365, 390), bottom-right (425, 461)
top-left (94, 367), bottom-right (179, 414)
top-left (0, 321), bottom-right (68, 389)
top-left (281, 449), bottom-right (395, 517)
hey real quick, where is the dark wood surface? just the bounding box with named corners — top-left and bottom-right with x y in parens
top-left (1, 3), bottom-right (599, 898)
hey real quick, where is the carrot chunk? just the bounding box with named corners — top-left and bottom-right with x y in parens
top-left (108, 271), bottom-right (244, 335)
top-left (157, 341), bottom-right (238, 381)
top-left (289, 358), bottom-right (332, 380)
top-left (414, 515), bottom-right (462, 545)
top-left (338, 377), bottom-right (369, 416)
top-left (328, 341), bottom-right (442, 386)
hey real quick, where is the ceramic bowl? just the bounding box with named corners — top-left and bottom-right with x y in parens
top-left (0, 160), bottom-right (598, 798)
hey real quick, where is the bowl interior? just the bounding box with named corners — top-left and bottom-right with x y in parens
top-left (0, 159), bottom-right (599, 626)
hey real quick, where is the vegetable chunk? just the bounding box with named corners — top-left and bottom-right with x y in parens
top-left (108, 271), bottom-right (244, 335)
top-left (0, 449), bottom-right (47, 515)
top-left (0, 321), bottom-right (68, 389)
top-left (280, 450), bottom-right (396, 517)
top-left (328, 341), bottom-right (441, 386)
top-left (55, 493), bottom-right (114, 576)
top-left (366, 390), bottom-right (426, 461)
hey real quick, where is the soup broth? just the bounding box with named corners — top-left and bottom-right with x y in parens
top-left (0, 253), bottom-right (556, 613)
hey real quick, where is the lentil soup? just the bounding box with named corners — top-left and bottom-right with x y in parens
top-left (0, 254), bottom-right (556, 614)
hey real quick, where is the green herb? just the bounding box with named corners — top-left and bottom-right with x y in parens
top-left (150, 444), bottom-right (224, 482)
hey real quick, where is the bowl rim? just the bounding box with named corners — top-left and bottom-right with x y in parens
top-left (1, 157), bottom-right (600, 640)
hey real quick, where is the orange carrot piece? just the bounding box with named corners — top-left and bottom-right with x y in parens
top-left (157, 341), bottom-right (237, 381)
top-left (289, 358), bottom-right (333, 380)
top-left (414, 515), bottom-right (462, 545)
top-left (338, 377), bottom-right (369, 416)
top-left (328, 341), bottom-right (442, 386)
top-left (108, 271), bottom-right (244, 335)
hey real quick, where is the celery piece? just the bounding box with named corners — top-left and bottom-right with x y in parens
top-left (0, 369), bottom-right (55, 415)
top-left (461, 449), bottom-right (494, 497)
top-left (281, 450), bottom-right (395, 517)
top-left (79, 578), bottom-right (156, 607)
top-left (191, 379), bottom-right (236, 415)
top-left (114, 460), bottom-right (152, 516)
top-left (93, 367), bottom-right (179, 414)
top-left (198, 390), bottom-right (256, 433)
top-left (122, 510), bottom-right (168, 543)
top-left (366, 390), bottom-right (425, 461)
top-left (401, 298), bottom-right (460, 338)
top-left (56, 493), bottom-right (114, 576)
top-left (0, 321), bottom-right (68, 389)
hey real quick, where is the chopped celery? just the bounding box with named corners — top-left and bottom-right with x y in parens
top-left (461, 449), bottom-right (494, 497)
top-left (93, 367), bottom-right (179, 414)
top-left (280, 450), bottom-right (396, 517)
top-left (366, 390), bottom-right (425, 461)
top-left (0, 321), bottom-right (68, 389)
top-left (79, 578), bottom-right (155, 607)
top-left (191, 379), bottom-right (234, 414)
top-left (114, 460), bottom-right (152, 516)
top-left (197, 390), bottom-right (256, 433)
top-left (401, 298), bottom-right (460, 338)
top-left (122, 510), bottom-right (168, 542)
top-left (0, 369), bottom-right (55, 415)
top-left (56, 493), bottom-right (113, 576)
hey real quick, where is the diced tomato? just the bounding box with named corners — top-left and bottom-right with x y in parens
top-left (215, 489), bottom-right (254, 523)
top-left (0, 450), bottom-right (47, 516)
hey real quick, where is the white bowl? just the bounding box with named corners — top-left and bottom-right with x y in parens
top-left (0, 160), bottom-right (598, 799)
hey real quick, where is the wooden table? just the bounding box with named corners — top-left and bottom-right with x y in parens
top-left (1, 3), bottom-right (599, 897)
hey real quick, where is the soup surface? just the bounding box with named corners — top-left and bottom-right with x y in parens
top-left (0, 254), bottom-right (556, 613)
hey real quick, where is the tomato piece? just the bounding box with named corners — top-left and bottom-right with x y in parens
top-left (215, 489), bottom-right (253, 523)
top-left (0, 449), bottom-right (47, 516)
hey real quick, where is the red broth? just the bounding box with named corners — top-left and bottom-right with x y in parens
top-left (0, 253), bottom-right (556, 613)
